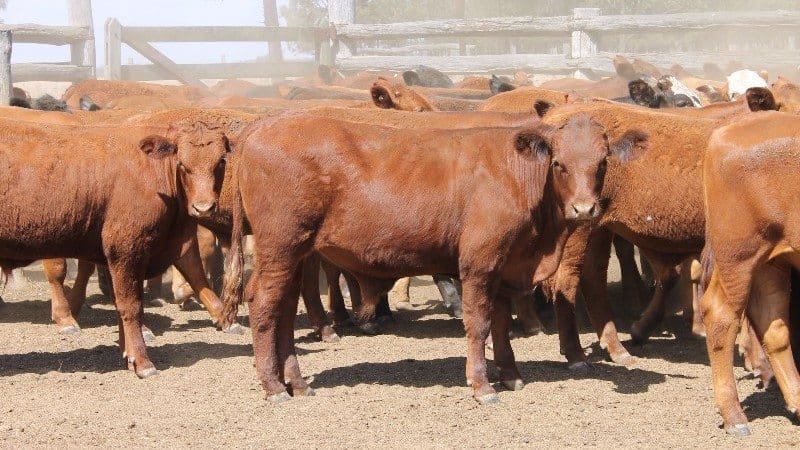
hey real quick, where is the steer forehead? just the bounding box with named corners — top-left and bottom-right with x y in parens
top-left (553, 114), bottom-right (608, 160)
top-left (170, 122), bottom-right (227, 162)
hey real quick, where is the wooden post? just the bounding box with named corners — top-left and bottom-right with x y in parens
top-left (262, 0), bottom-right (283, 62)
top-left (104, 18), bottom-right (121, 79)
top-left (0, 31), bottom-right (11, 106)
top-left (329, 0), bottom-right (354, 59)
top-left (67, 0), bottom-right (95, 77)
top-left (571, 7), bottom-right (600, 78)
top-left (453, 0), bottom-right (466, 56)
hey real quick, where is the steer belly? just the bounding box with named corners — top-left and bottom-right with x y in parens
top-left (314, 186), bottom-right (462, 278)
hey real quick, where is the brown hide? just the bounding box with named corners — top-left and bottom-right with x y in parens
top-left (107, 95), bottom-right (194, 111)
top-left (772, 76), bottom-right (800, 113)
top-left (210, 79), bottom-right (258, 98)
top-left (478, 87), bottom-right (569, 113)
top-left (701, 112), bottom-right (800, 434)
top-left (63, 80), bottom-right (208, 110)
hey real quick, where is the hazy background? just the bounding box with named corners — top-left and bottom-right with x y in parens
top-left (0, 0), bottom-right (292, 67)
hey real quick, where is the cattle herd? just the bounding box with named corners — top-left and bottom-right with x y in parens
top-left (3, 54), bottom-right (800, 438)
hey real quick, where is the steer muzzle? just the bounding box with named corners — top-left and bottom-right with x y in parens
top-left (566, 201), bottom-right (599, 221)
top-left (190, 201), bottom-right (217, 218)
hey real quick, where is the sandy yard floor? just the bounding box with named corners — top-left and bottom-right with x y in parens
top-left (1, 256), bottom-right (798, 448)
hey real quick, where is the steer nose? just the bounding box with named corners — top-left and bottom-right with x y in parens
top-left (191, 201), bottom-right (216, 217)
top-left (569, 202), bottom-right (597, 221)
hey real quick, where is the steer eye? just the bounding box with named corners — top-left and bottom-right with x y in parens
top-left (551, 160), bottom-right (564, 172)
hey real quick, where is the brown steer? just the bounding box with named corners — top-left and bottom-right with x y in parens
top-left (221, 113), bottom-right (642, 403)
top-left (701, 111), bottom-right (800, 436)
top-left (0, 118), bottom-right (229, 377)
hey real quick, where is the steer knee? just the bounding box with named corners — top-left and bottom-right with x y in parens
top-left (762, 321), bottom-right (791, 354)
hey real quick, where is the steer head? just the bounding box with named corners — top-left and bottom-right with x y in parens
top-left (140, 121), bottom-right (230, 218)
top-left (520, 114), bottom-right (647, 222)
top-left (371, 77), bottom-right (435, 112)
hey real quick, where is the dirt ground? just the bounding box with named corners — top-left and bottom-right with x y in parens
top-left (1, 257), bottom-right (798, 448)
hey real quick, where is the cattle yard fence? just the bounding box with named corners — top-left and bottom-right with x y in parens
top-left (104, 19), bottom-right (332, 87)
top-left (0, 0), bottom-right (95, 105)
top-left (328, 4), bottom-right (800, 77)
top-left (2, 3), bottom-right (799, 96)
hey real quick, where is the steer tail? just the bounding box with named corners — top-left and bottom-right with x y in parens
top-left (221, 176), bottom-right (245, 328)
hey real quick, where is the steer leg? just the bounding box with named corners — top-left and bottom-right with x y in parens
top-left (543, 228), bottom-right (590, 369)
top-left (299, 255), bottom-right (339, 343)
top-left (68, 260), bottom-right (95, 314)
top-left (145, 275), bottom-right (167, 307)
top-left (747, 263), bottom-right (800, 422)
top-left (462, 276), bottom-right (497, 404)
top-left (491, 289), bottom-right (523, 391)
top-left (740, 317), bottom-right (774, 388)
top-left (702, 267), bottom-right (751, 436)
top-left (613, 235), bottom-right (651, 313)
top-left (352, 277), bottom-right (392, 335)
top-left (278, 268), bottom-right (313, 397)
top-left (512, 292), bottom-right (542, 335)
top-left (42, 258), bottom-right (81, 334)
top-left (321, 261), bottom-right (352, 326)
top-left (581, 229), bottom-right (636, 365)
top-left (107, 261), bottom-right (156, 378)
top-left (394, 277), bottom-right (413, 311)
top-left (630, 254), bottom-right (679, 345)
top-left (434, 275), bottom-right (463, 319)
top-left (250, 264), bottom-right (298, 402)
top-left (173, 239), bottom-right (242, 334)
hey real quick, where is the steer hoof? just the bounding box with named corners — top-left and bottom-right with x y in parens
top-left (502, 379), bottom-right (525, 391)
top-left (475, 393), bottom-right (500, 405)
top-left (725, 423), bottom-right (751, 437)
top-left (136, 367), bottom-right (159, 379)
top-left (611, 352), bottom-right (638, 367)
top-left (395, 301), bottom-right (415, 311)
top-left (629, 324), bottom-right (649, 345)
top-left (148, 297), bottom-right (168, 307)
top-left (180, 298), bottom-right (204, 311)
top-left (319, 326), bottom-right (340, 343)
top-left (293, 386), bottom-right (316, 397)
top-left (268, 392), bottom-right (292, 404)
top-left (141, 327), bottom-right (156, 343)
top-left (59, 325), bottom-right (81, 335)
top-left (222, 323), bottom-right (246, 335)
top-left (359, 322), bottom-right (381, 336)
top-left (568, 361), bottom-right (593, 373)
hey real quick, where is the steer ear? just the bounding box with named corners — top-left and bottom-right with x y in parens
top-left (745, 87), bottom-right (778, 112)
top-left (610, 129), bottom-right (648, 163)
top-left (139, 135), bottom-right (177, 159)
top-left (514, 126), bottom-right (552, 161)
top-left (534, 100), bottom-right (555, 118)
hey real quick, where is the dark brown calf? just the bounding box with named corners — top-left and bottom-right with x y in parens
top-left (0, 119), bottom-right (228, 377)
top-left (222, 113), bottom-right (641, 403)
top-left (701, 112), bottom-right (800, 436)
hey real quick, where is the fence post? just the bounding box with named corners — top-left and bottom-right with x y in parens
top-left (571, 7), bottom-right (600, 78)
top-left (328, 0), bottom-right (354, 61)
top-left (104, 18), bottom-right (122, 79)
top-left (0, 31), bottom-right (11, 106)
top-left (67, 0), bottom-right (96, 77)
